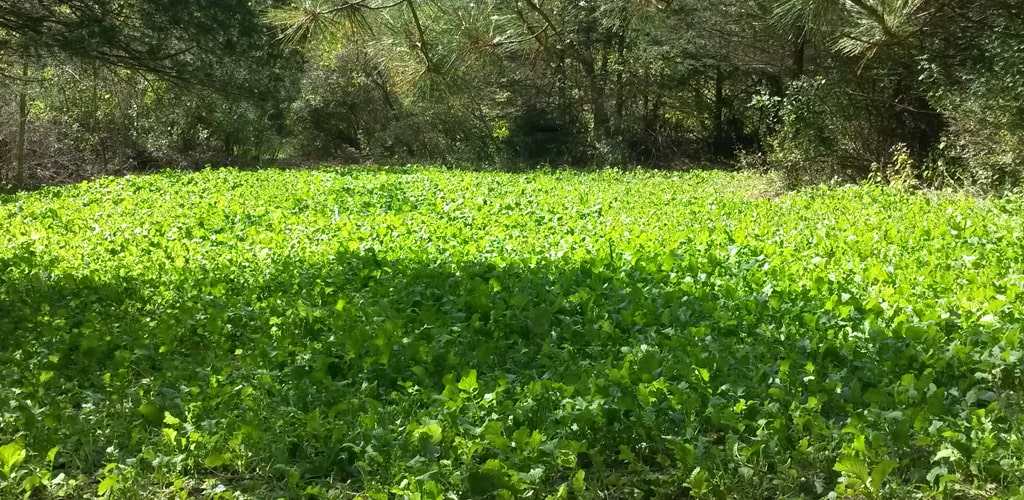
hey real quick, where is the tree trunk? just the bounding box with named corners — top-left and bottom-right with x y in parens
top-left (614, 33), bottom-right (626, 125)
top-left (591, 72), bottom-right (609, 138)
top-left (792, 27), bottom-right (806, 79)
top-left (581, 50), bottom-right (609, 140)
top-left (711, 66), bottom-right (727, 156)
top-left (15, 63), bottom-right (29, 186)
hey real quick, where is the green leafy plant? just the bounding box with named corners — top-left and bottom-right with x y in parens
top-left (0, 166), bottom-right (1022, 498)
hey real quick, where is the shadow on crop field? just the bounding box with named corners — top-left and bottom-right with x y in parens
top-left (0, 247), bottom-right (1019, 497)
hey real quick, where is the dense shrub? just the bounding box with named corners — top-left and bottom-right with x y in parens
top-left (759, 71), bottom-right (944, 187)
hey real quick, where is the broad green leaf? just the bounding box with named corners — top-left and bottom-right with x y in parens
top-left (0, 442), bottom-right (26, 476)
top-left (694, 367), bottom-right (710, 383)
top-left (204, 453), bottom-right (230, 468)
top-left (869, 460), bottom-right (897, 490)
top-left (97, 475), bottom-right (118, 497)
top-left (458, 369), bottom-right (478, 393)
top-left (419, 423), bottom-right (444, 444)
top-left (572, 470), bottom-right (585, 492)
top-left (834, 456), bottom-right (870, 482)
top-left (139, 402), bottom-right (162, 423)
top-left (46, 446), bottom-right (59, 467)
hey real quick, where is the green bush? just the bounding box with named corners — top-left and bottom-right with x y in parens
top-left (760, 73), bottom-right (944, 188)
top-left (923, 70), bottom-right (1024, 192)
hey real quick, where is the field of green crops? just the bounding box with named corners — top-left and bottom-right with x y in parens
top-left (1, 167), bottom-right (1023, 499)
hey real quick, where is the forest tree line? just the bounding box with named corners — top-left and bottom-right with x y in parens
top-left (1, 0), bottom-right (1022, 190)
